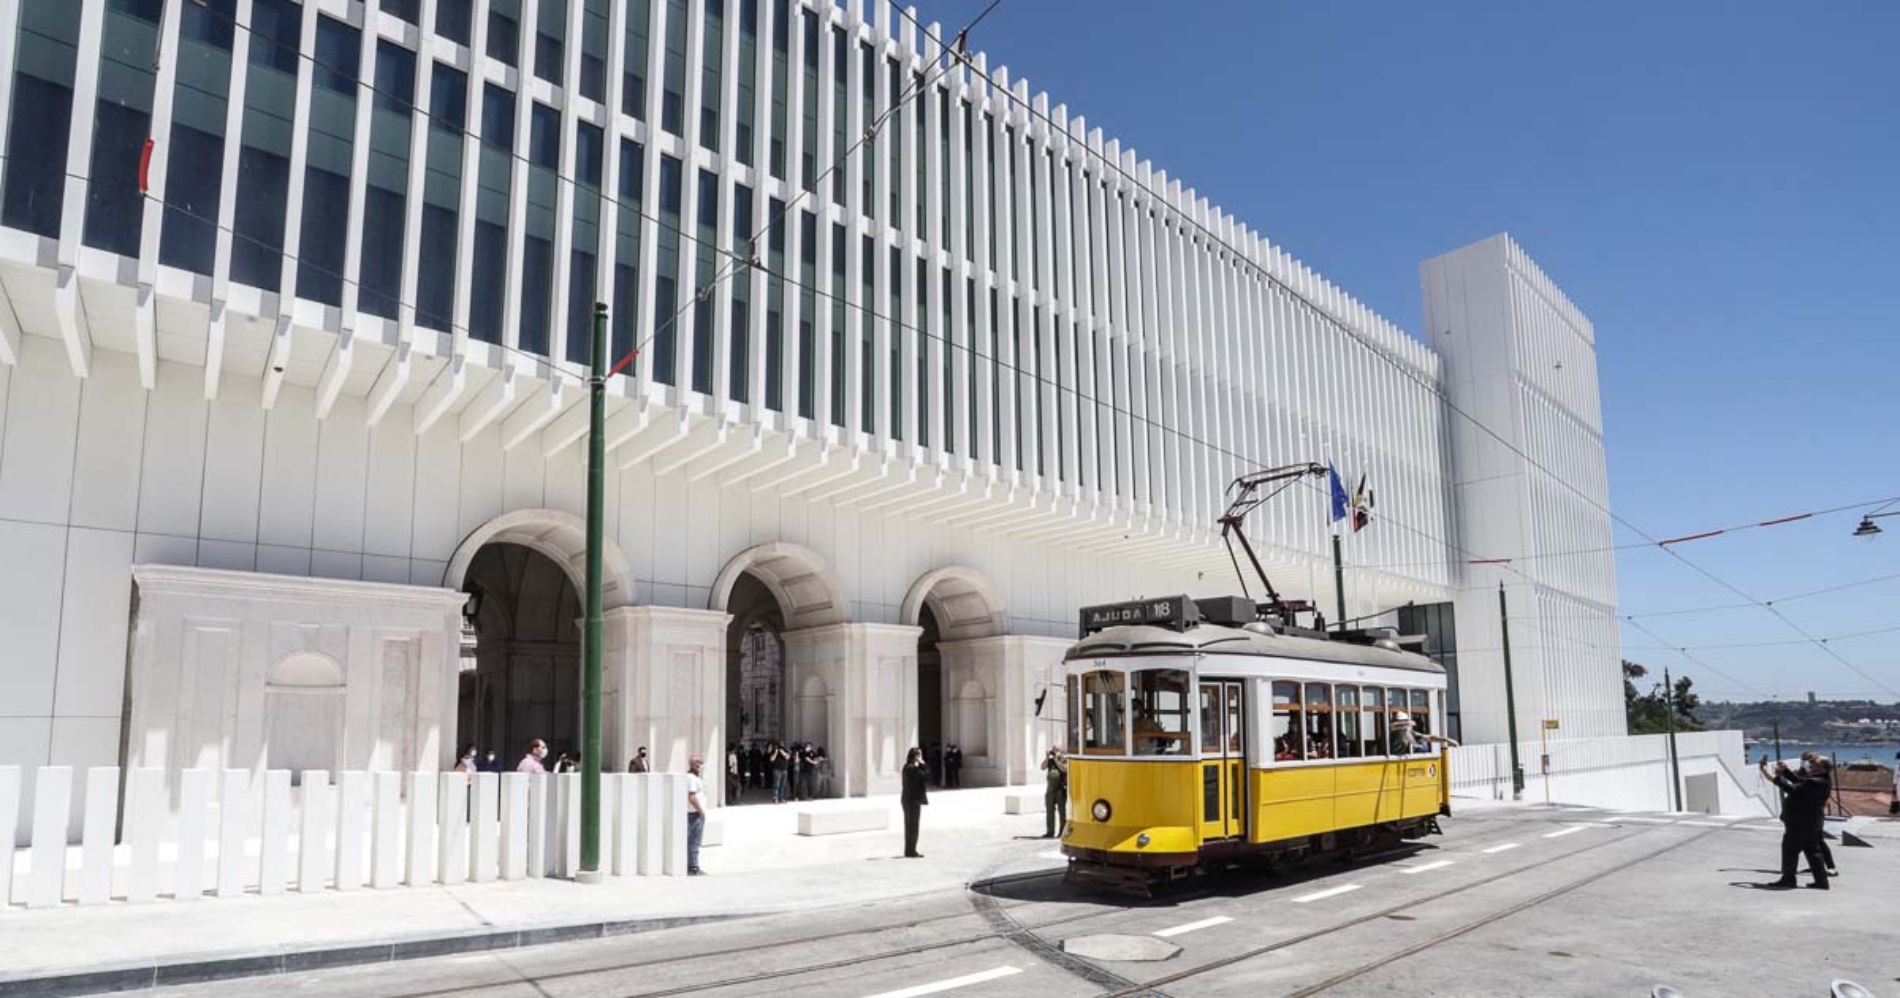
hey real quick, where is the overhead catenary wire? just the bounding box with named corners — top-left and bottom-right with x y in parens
top-left (894, 6), bottom-right (1900, 701)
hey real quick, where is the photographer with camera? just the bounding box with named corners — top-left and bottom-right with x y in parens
top-left (1042, 745), bottom-right (1069, 839)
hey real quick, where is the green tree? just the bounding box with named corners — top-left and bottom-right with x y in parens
top-left (1624, 659), bottom-right (1704, 735)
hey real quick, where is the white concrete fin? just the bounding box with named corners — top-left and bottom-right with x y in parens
top-left (0, 767), bottom-right (18, 905)
top-left (215, 768), bottom-right (251, 898)
top-left (334, 770), bottom-right (369, 891)
top-left (611, 773), bottom-right (637, 877)
top-left (371, 772), bottom-right (403, 888)
top-left (298, 771), bottom-right (334, 892)
top-left (556, 773), bottom-right (581, 879)
top-left (471, 771), bottom-right (499, 882)
top-left (366, 341), bottom-right (413, 427)
top-left (26, 766), bottom-right (73, 908)
top-left (404, 771), bottom-right (438, 887)
top-left (414, 353), bottom-right (469, 433)
top-left (77, 766), bottom-right (120, 905)
top-left (126, 768), bottom-right (165, 903)
top-left (173, 768), bottom-right (213, 902)
top-left (436, 771), bottom-right (469, 885)
top-left (660, 773), bottom-right (686, 876)
top-left (259, 770), bottom-right (292, 895)
top-left (526, 772), bottom-right (550, 877)
top-left (500, 772), bottom-right (529, 879)
top-left (634, 773), bottom-right (661, 876)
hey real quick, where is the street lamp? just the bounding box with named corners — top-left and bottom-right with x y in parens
top-left (1854, 511), bottom-right (1898, 539)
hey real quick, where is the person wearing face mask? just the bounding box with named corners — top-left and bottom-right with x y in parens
top-left (454, 743), bottom-right (480, 776)
top-left (517, 739), bottom-right (549, 774)
top-left (629, 746), bottom-right (650, 773)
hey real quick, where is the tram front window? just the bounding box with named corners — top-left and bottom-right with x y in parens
top-left (1303, 682), bottom-right (1334, 759)
top-left (1131, 669), bottom-right (1191, 755)
top-left (1066, 676), bottom-right (1081, 753)
top-left (1271, 681), bottom-right (1303, 761)
top-left (1081, 670), bottom-right (1125, 755)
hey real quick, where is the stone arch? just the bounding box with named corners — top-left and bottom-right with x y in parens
top-left (444, 508), bottom-right (635, 609)
top-left (710, 542), bottom-right (848, 630)
top-left (900, 566), bottom-right (1007, 641)
top-left (267, 651), bottom-right (345, 688)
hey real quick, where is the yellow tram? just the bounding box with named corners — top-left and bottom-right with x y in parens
top-left (1059, 594), bottom-right (1451, 889)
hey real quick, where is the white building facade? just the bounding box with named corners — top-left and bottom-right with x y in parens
top-left (0, 0), bottom-right (1620, 838)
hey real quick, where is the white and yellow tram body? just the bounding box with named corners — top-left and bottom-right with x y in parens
top-left (1059, 608), bottom-right (1450, 882)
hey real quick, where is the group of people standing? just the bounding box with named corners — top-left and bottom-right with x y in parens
top-left (925, 743), bottom-right (966, 787)
top-left (1762, 752), bottom-right (1838, 890)
top-left (728, 742), bottom-right (832, 803)
top-left (455, 739), bottom-right (584, 775)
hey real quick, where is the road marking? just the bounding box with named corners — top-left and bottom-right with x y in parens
top-left (1618, 816), bottom-right (1673, 824)
top-left (1154, 915), bottom-right (1233, 937)
top-left (1036, 851), bottom-right (1065, 861)
top-left (1542, 825), bottom-right (1589, 839)
top-left (1402, 860), bottom-right (1454, 875)
top-left (1682, 820), bottom-right (1735, 828)
top-left (1293, 884), bottom-right (1362, 903)
top-left (1481, 842), bottom-right (1521, 854)
top-left (862, 966), bottom-right (1024, 998)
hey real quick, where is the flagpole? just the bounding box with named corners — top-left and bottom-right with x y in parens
top-left (1331, 531), bottom-right (1346, 631)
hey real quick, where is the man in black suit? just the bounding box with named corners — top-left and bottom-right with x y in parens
top-left (1763, 757), bottom-right (1831, 890)
top-left (901, 747), bottom-right (930, 858)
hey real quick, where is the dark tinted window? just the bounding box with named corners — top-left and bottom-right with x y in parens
top-left (436, 0), bottom-right (474, 45)
top-left (430, 63), bottom-right (467, 130)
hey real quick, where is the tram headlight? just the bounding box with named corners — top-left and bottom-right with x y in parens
top-left (1091, 799), bottom-right (1111, 822)
top-left (1136, 833), bottom-right (1151, 848)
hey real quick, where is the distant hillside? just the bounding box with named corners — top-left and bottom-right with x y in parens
top-left (1701, 699), bottom-right (1900, 745)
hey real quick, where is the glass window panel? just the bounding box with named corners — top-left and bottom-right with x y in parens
top-left (1303, 683), bottom-right (1334, 760)
top-left (579, 0), bottom-right (608, 101)
top-left (1066, 676), bottom-right (1081, 755)
top-left (1272, 681), bottom-right (1303, 761)
top-left (623, 0), bottom-right (651, 119)
top-left (1080, 671), bottom-right (1125, 756)
top-left (417, 204), bottom-right (458, 330)
top-left (436, 0), bottom-right (474, 46)
top-left (471, 220), bottom-right (507, 340)
top-left (521, 234), bottom-right (554, 354)
top-left (1363, 685), bottom-right (1388, 757)
top-left (535, 0), bottom-right (565, 86)
top-left (1130, 670), bottom-right (1190, 756)
top-left (661, 0), bottom-right (687, 133)
top-left (1411, 690), bottom-right (1432, 739)
top-left (84, 0), bottom-right (162, 254)
top-left (529, 102), bottom-right (559, 168)
top-left (1198, 685), bottom-right (1221, 756)
top-left (488, 0), bottom-right (521, 66)
top-left (431, 63), bottom-right (467, 130)
top-left (697, 0), bottom-right (721, 150)
top-left (1336, 686), bottom-right (1362, 759)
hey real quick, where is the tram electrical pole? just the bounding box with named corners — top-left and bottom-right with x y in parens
top-left (1663, 666), bottom-right (1683, 812)
top-left (1498, 582), bottom-right (1524, 800)
top-left (578, 302), bottom-right (609, 884)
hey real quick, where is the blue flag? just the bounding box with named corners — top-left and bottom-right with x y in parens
top-left (1327, 463), bottom-right (1350, 526)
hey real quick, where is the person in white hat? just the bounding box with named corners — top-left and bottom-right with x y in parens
top-left (1388, 710), bottom-right (1459, 755)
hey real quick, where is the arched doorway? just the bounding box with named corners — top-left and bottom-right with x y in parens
top-left (457, 543), bottom-right (584, 765)
top-left (726, 572), bottom-right (788, 753)
top-left (902, 567), bottom-right (1008, 789)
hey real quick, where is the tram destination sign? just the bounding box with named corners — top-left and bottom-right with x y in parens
top-left (1079, 595), bottom-right (1199, 635)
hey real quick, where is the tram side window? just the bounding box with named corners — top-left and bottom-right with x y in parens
top-left (1065, 676), bottom-right (1081, 754)
top-left (1387, 688), bottom-right (1414, 755)
top-left (1131, 669), bottom-right (1191, 756)
top-left (1303, 682), bottom-right (1334, 760)
top-left (1271, 681), bottom-right (1303, 761)
top-left (1081, 671), bottom-right (1125, 755)
top-left (1362, 685), bottom-right (1386, 757)
top-left (1411, 689), bottom-right (1433, 747)
top-left (1335, 685), bottom-right (1362, 758)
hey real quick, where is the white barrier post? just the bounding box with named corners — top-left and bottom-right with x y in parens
top-left (633, 773), bottom-right (660, 876)
top-left (174, 769), bottom-right (213, 901)
top-left (259, 770), bottom-right (291, 895)
top-left (298, 771), bottom-right (332, 892)
top-left (404, 772), bottom-right (438, 887)
top-left (437, 772), bottom-right (468, 885)
top-left (611, 773), bottom-right (636, 876)
top-left (334, 771), bottom-right (369, 891)
top-left (77, 766), bottom-right (120, 905)
top-left (125, 768), bottom-right (165, 903)
top-left (215, 769), bottom-right (251, 898)
top-left (371, 772), bottom-right (402, 888)
top-left (26, 766), bottom-right (73, 907)
top-left (556, 773), bottom-right (581, 878)
top-left (470, 772), bottom-right (499, 882)
top-left (526, 772), bottom-right (549, 878)
top-left (0, 766), bottom-right (18, 906)
top-left (659, 774), bottom-right (685, 876)
top-left (499, 772), bottom-right (528, 879)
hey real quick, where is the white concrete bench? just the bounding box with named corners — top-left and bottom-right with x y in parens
top-left (702, 813), bottom-right (724, 847)
top-left (1003, 790), bottom-right (1045, 815)
top-left (796, 804), bottom-right (889, 836)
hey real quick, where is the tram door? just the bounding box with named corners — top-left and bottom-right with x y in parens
top-left (1197, 680), bottom-right (1248, 843)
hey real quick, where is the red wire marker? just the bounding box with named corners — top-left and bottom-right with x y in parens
top-left (138, 138), bottom-right (154, 193)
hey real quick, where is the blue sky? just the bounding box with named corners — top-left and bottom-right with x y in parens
top-left (923, 0), bottom-right (1900, 701)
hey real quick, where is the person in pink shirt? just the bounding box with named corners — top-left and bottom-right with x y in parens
top-left (516, 739), bottom-right (549, 773)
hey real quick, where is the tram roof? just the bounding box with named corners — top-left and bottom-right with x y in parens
top-left (1066, 622), bottom-right (1446, 676)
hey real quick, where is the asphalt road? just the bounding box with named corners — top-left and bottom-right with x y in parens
top-left (155, 808), bottom-right (1899, 998)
